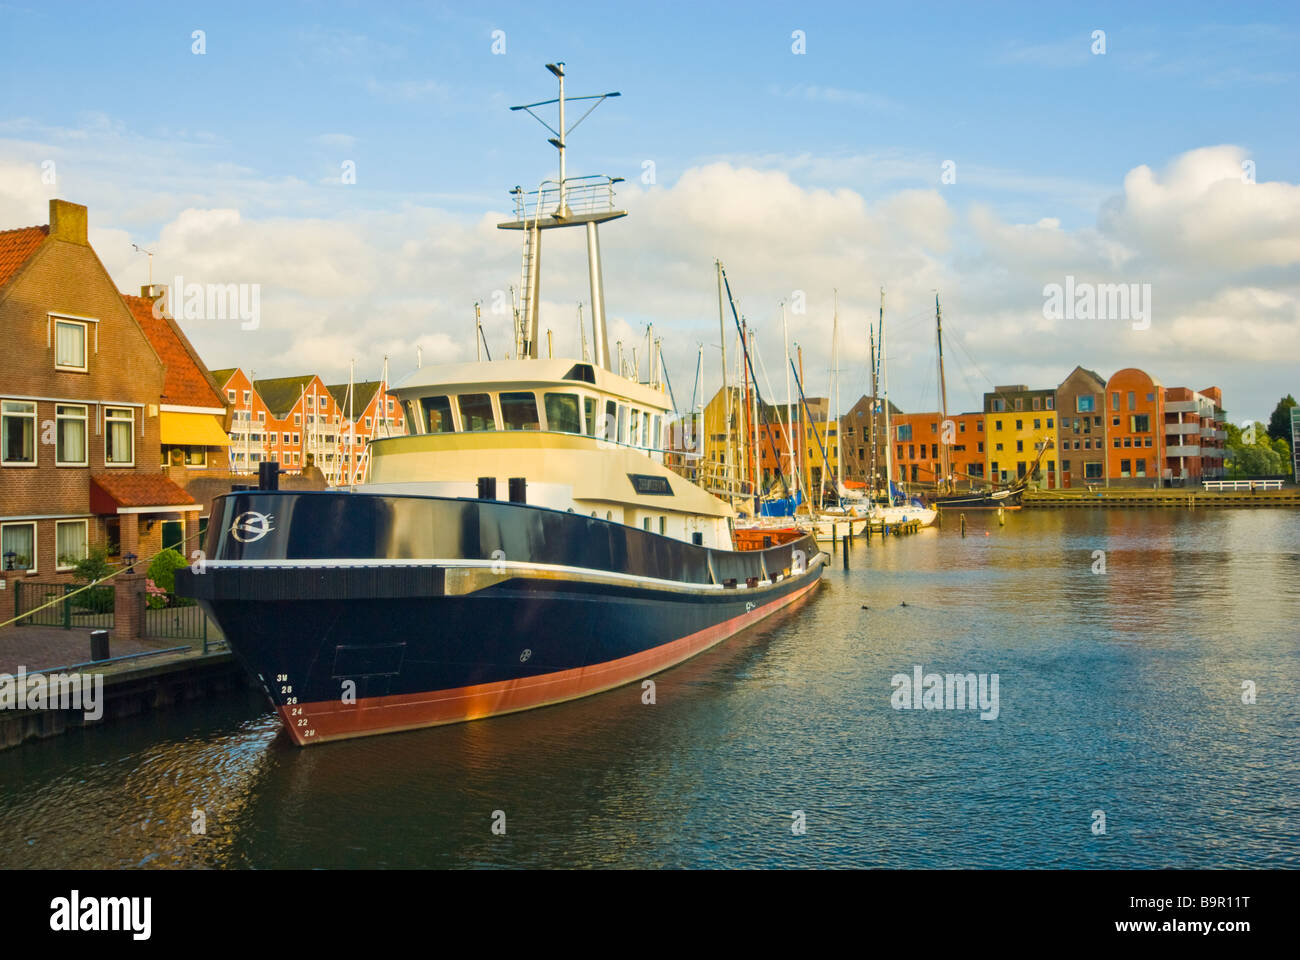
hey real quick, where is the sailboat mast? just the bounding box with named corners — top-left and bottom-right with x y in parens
top-left (869, 326), bottom-right (878, 492)
top-left (936, 293), bottom-right (950, 492)
top-left (782, 299), bottom-right (794, 498)
top-left (880, 289), bottom-right (894, 507)
top-left (716, 260), bottom-right (732, 504)
top-left (833, 290), bottom-right (842, 503)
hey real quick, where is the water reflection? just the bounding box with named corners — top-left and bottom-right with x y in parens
top-left (1, 509), bottom-right (1296, 868)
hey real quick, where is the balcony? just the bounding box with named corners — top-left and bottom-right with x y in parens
top-left (1165, 400), bottom-right (1199, 414)
top-left (1166, 444), bottom-right (1201, 457)
top-left (1165, 422), bottom-right (1199, 436)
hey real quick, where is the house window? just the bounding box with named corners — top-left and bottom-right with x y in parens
top-left (1016, 440), bottom-right (1024, 452)
top-left (1015, 399), bottom-right (1023, 411)
top-left (292, 433), bottom-right (300, 444)
top-left (977, 441), bottom-right (984, 453)
top-left (104, 407), bottom-right (134, 465)
top-left (1120, 459), bottom-right (1131, 477)
top-left (2, 400), bottom-right (37, 464)
top-left (1131, 414), bottom-right (1150, 432)
top-left (896, 424), bottom-right (912, 441)
top-left (56, 404), bottom-right (88, 465)
top-left (1136, 458), bottom-right (1146, 477)
top-left (1047, 419), bottom-right (1054, 429)
top-left (55, 519), bottom-right (88, 571)
top-left (1015, 420), bottom-right (1023, 431)
top-left (243, 391), bottom-right (251, 405)
top-left (227, 389), bottom-right (235, 402)
top-left (1077, 395), bottom-right (1095, 413)
top-left (257, 411), bottom-right (265, 422)
top-left (1033, 419), bottom-right (1041, 430)
top-left (294, 414), bottom-right (301, 426)
top-left (1144, 437), bottom-right (1152, 447)
top-left (1, 521), bottom-right (36, 571)
top-left (1046, 397), bottom-right (1054, 410)
top-left (54, 319), bottom-right (88, 371)
top-left (1128, 391), bottom-right (1136, 411)
top-left (1062, 459), bottom-right (1071, 472)
top-left (1033, 397), bottom-right (1042, 411)
top-left (1085, 462), bottom-right (1103, 480)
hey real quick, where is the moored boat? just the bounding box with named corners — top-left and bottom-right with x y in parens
top-left (175, 63), bottom-right (827, 745)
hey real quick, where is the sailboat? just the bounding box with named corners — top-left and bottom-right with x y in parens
top-left (927, 294), bottom-right (1048, 509)
top-left (861, 289), bottom-right (936, 527)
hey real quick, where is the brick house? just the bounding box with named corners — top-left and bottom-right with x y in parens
top-left (1055, 366), bottom-right (1108, 488)
top-left (124, 285), bottom-right (233, 547)
top-left (0, 199), bottom-right (199, 587)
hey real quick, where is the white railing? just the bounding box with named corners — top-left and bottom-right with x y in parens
top-left (1202, 479), bottom-right (1284, 491)
top-left (512, 175), bottom-right (621, 221)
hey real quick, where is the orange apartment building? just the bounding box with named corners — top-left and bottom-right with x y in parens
top-left (1163, 385), bottom-right (1227, 485)
top-left (1104, 368), bottom-right (1164, 486)
top-left (891, 411), bottom-right (987, 488)
top-left (211, 368), bottom-right (406, 485)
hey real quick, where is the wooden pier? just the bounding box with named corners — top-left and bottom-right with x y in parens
top-left (1022, 487), bottom-right (1299, 509)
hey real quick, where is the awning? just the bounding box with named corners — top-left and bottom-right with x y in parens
top-left (160, 411), bottom-right (230, 446)
top-left (90, 473), bottom-right (199, 515)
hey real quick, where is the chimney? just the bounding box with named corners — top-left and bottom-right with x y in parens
top-left (140, 283), bottom-right (169, 313)
top-left (48, 199), bottom-right (88, 245)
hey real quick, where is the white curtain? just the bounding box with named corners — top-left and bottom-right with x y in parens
top-left (56, 321), bottom-right (85, 367)
top-left (2, 524), bottom-right (35, 570)
top-left (57, 521), bottom-right (87, 567)
top-left (58, 413), bottom-right (86, 463)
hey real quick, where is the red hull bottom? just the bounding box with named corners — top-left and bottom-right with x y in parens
top-left (278, 576), bottom-right (822, 745)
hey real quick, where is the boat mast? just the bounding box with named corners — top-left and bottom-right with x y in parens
top-left (782, 299), bottom-right (795, 499)
top-left (880, 289), bottom-right (895, 507)
top-left (716, 260), bottom-right (732, 505)
top-left (833, 290), bottom-right (843, 506)
top-left (869, 325), bottom-right (878, 492)
top-left (936, 293), bottom-right (950, 493)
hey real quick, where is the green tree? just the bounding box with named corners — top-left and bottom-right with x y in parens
top-left (70, 547), bottom-right (114, 614)
top-left (1226, 421), bottom-right (1286, 477)
top-left (1266, 395), bottom-right (1297, 443)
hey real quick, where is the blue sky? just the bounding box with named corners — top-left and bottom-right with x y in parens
top-left (1, 1), bottom-right (1297, 418)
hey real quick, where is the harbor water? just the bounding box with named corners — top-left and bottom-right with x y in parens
top-left (2, 507), bottom-right (1296, 868)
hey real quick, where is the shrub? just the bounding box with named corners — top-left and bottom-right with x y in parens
top-left (145, 548), bottom-right (195, 606)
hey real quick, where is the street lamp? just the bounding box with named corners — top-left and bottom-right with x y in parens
top-left (124, 552), bottom-right (138, 573)
top-left (3, 550), bottom-right (14, 571)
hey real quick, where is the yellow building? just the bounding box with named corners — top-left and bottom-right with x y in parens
top-left (983, 385), bottom-right (1059, 488)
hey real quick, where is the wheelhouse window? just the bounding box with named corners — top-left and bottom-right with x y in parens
top-left (1, 522), bottom-right (36, 571)
top-left (2, 400), bottom-right (36, 464)
top-left (458, 393), bottom-right (496, 431)
top-left (54, 319), bottom-right (88, 371)
top-left (55, 519), bottom-right (88, 571)
top-left (104, 406), bottom-right (134, 466)
top-left (617, 405), bottom-right (628, 444)
top-left (584, 397), bottom-right (597, 436)
top-left (500, 392), bottom-right (540, 431)
top-left (420, 395), bottom-right (456, 433)
top-left (603, 400), bottom-right (616, 441)
top-left (629, 408), bottom-right (640, 446)
top-left (56, 404), bottom-right (88, 465)
top-left (544, 393), bottom-right (581, 434)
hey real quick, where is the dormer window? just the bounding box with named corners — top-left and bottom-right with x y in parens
top-left (54, 318), bottom-right (88, 371)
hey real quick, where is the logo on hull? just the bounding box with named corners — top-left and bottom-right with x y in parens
top-left (231, 511), bottom-right (275, 543)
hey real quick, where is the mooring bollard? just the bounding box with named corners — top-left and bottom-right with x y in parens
top-left (90, 629), bottom-right (110, 662)
top-left (960, 513), bottom-right (967, 537)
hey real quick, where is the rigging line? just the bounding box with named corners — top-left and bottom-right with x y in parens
top-left (660, 346), bottom-right (679, 417)
top-left (718, 265), bottom-right (788, 494)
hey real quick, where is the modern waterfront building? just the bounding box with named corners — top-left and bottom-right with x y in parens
top-left (0, 199), bottom-right (199, 582)
top-left (1055, 366), bottom-right (1108, 488)
top-left (1163, 386), bottom-right (1227, 485)
top-left (1104, 368), bottom-right (1164, 487)
top-left (983, 385), bottom-right (1058, 488)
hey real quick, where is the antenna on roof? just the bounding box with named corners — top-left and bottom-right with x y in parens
top-left (131, 243), bottom-right (154, 284)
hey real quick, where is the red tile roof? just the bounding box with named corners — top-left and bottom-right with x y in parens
top-left (90, 473), bottom-right (196, 509)
top-left (0, 225), bottom-right (48, 290)
top-left (124, 294), bottom-right (228, 410)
